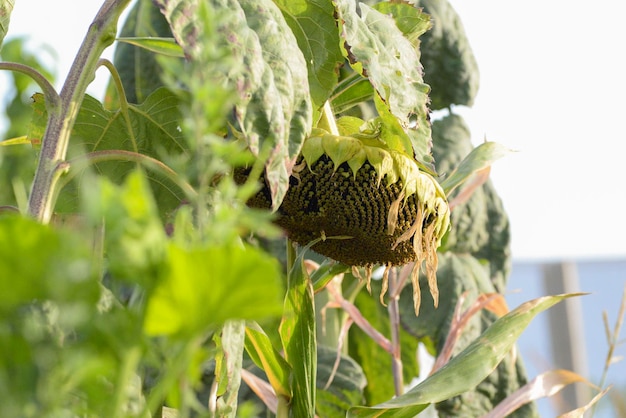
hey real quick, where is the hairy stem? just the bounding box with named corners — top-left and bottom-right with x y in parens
top-left (387, 268), bottom-right (404, 397)
top-left (27, 0), bottom-right (131, 223)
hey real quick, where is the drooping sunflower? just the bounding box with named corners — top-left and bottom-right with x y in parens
top-left (245, 121), bottom-right (450, 314)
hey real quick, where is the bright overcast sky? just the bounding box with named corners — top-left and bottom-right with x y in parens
top-left (2, 0), bottom-right (626, 261)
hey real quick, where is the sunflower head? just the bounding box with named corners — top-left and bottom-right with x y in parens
top-left (245, 126), bottom-right (450, 314)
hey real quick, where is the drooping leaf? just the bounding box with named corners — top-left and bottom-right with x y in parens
top-left (414, 0), bottom-right (480, 110)
top-left (347, 293), bottom-right (582, 417)
top-left (334, 0), bottom-right (433, 167)
top-left (109, 0), bottom-right (175, 105)
top-left (155, 0), bottom-right (312, 209)
top-left (330, 75), bottom-right (374, 115)
top-left (372, 2), bottom-right (431, 47)
top-left (273, 0), bottom-right (344, 113)
top-left (144, 242), bottom-right (283, 337)
top-left (484, 369), bottom-right (591, 418)
top-left (279, 248), bottom-right (317, 417)
top-left (0, 0), bottom-right (13, 47)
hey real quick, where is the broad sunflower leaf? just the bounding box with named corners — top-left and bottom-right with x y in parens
top-left (110, 0), bottom-right (175, 105)
top-left (155, 0), bottom-right (312, 209)
top-left (334, 0), bottom-right (433, 167)
top-left (414, 0), bottom-right (480, 110)
top-left (0, 214), bottom-right (99, 313)
top-left (60, 88), bottom-right (186, 214)
top-left (144, 242), bottom-right (283, 337)
top-left (316, 345), bottom-right (366, 418)
top-left (347, 293), bottom-right (583, 417)
top-left (372, 2), bottom-right (431, 47)
top-left (273, 0), bottom-right (344, 113)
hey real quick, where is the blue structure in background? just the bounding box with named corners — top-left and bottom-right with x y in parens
top-left (506, 259), bottom-right (626, 417)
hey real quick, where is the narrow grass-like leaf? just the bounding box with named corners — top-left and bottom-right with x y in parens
top-left (309, 259), bottom-right (350, 293)
top-left (440, 141), bottom-right (511, 196)
top-left (279, 248), bottom-right (317, 417)
top-left (558, 387), bottom-right (611, 418)
top-left (116, 37), bottom-right (184, 57)
top-left (244, 324), bottom-right (292, 398)
top-left (348, 293), bottom-right (584, 417)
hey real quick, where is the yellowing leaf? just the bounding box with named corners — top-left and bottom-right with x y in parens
top-left (483, 369), bottom-right (592, 418)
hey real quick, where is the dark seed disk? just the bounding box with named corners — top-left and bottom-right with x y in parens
top-left (246, 155), bottom-right (423, 266)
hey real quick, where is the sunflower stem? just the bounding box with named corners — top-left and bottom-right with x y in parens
top-left (387, 267), bottom-right (404, 396)
top-left (317, 101), bottom-right (340, 136)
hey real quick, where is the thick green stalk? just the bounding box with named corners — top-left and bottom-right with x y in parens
top-left (27, 0), bottom-right (131, 223)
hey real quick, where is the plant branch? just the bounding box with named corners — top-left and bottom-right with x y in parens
top-left (98, 58), bottom-right (138, 151)
top-left (60, 149), bottom-right (198, 201)
top-left (0, 62), bottom-right (61, 109)
top-left (27, 0), bottom-right (132, 223)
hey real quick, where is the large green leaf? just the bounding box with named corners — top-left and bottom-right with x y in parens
top-left (414, 0), bottom-right (480, 110)
top-left (60, 87), bottom-right (186, 213)
top-left (0, 0), bottom-right (13, 47)
top-left (109, 0), bottom-right (175, 105)
top-left (0, 214), bottom-right (99, 312)
top-left (372, 2), bottom-right (431, 47)
top-left (347, 293), bottom-right (581, 417)
top-left (273, 0), bottom-right (344, 113)
top-left (432, 114), bottom-right (512, 291)
top-left (334, 0), bottom-right (432, 166)
top-left (279, 249), bottom-right (317, 417)
top-left (144, 242), bottom-right (283, 337)
top-left (316, 345), bottom-right (366, 418)
top-left (155, 0), bottom-right (312, 209)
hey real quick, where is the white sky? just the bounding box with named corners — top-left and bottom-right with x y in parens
top-left (2, 0), bottom-right (626, 261)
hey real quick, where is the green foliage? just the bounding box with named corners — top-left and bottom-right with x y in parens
top-left (0, 0), bottom-right (590, 417)
top-left (414, 0), bottom-right (480, 110)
